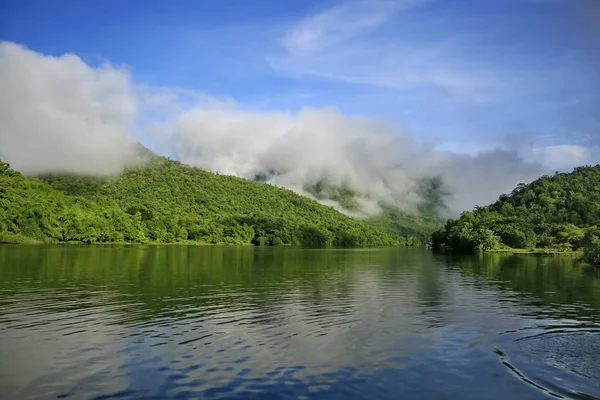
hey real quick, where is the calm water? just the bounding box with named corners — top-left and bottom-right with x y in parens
top-left (1, 246), bottom-right (599, 399)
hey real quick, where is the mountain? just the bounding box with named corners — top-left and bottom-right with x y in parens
top-left (431, 165), bottom-right (600, 263)
top-left (0, 158), bottom-right (422, 247)
top-left (366, 204), bottom-right (443, 241)
top-left (300, 176), bottom-right (446, 240)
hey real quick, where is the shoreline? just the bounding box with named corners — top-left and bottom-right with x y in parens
top-left (0, 235), bottom-right (590, 259)
top-left (486, 248), bottom-right (584, 256)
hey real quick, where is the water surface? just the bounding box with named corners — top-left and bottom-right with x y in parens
top-left (0, 246), bottom-right (599, 399)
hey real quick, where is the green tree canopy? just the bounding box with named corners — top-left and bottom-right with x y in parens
top-left (431, 165), bottom-right (600, 256)
top-left (0, 157), bottom-right (423, 247)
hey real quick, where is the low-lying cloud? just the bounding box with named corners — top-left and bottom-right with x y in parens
top-left (169, 106), bottom-right (553, 215)
top-left (0, 42), bottom-right (592, 216)
top-left (0, 41), bottom-right (138, 175)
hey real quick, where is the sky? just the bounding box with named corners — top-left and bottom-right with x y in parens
top-left (1, 0), bottom-right (599, 214)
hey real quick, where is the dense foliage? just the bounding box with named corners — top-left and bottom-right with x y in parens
top-left (0, 161), bottom-right (146, 244)
top-left (431, 165), bottom-right (600, 261)
top-left (0, 158), bottom-right (420, 247)
top-left (583, 234), bottom-right (600, 265)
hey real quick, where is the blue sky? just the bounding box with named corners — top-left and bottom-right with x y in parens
top-left (1, 0), bottom-right (598, 154)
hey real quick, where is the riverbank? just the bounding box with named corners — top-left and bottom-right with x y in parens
top-left (0, 234), bottom-right (411, 248)
top-left (0, 233), bottom-right (44, 245)
top-left (0, 232), bottom-right (234, 246)
top-left (487, 248), bottom-right (584, 256)
top-left (0, 236), bottom-right (254, 246)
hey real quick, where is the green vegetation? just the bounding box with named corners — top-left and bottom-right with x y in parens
top-left (431, 165), bottom-right (600, 264)
top-left (0, 158), bottom-right (422, 247)
top-left (304, 181), bottom-right (362, 212)
top-left (582, 235), bottom-right (600, 265)
top-left (0, 161), bottom-right (147, 244)
top-left (366, 204), bottom-right (442, 243)
top-left (303, 176), bottom-right (446, 242)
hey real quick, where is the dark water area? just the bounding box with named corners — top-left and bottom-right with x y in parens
top-left (0, 246), bottom-right (599, 399)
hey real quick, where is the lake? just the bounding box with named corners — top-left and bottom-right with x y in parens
top-left (0, 246), bottom-right (599, 399)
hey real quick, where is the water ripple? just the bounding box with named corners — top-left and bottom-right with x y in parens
top-left (1, 247), bottom-right (600, 399)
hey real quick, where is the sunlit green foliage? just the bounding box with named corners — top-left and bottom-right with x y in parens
top-left (0, 158), bottom-right (420, 247)
top-left (0, 164), bottom-right (146, 244)
top-left (431, 165), bottom-right (600, 257)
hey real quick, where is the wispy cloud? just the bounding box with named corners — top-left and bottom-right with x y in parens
top-left (528, 145), bottom-right (596, 170)
top-left (268, 0), bottom-right (496, 99)
top-left (267, 0), bottom-right (600, 120)
top-left (281, 0), bottom-right (402, 55)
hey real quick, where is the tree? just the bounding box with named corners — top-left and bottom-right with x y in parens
top-left (474, 229), bottom-right (501, 251)
top-left (430, 165), bottom-right (600, 252)
top-left (0, 161), bottom-right (10, 174)
top-left (582, 237), bottom-right (600, 265)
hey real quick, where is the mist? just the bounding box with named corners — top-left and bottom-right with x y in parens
top-left (0, 42), bottom-right (139, 175)
top-left (0, 42), bottom-right (571, 216)
top-left (169, 106), bottom-right (550, 215)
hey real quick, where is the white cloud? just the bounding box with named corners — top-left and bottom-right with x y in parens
top-left (529, 145), bottom-right (598, 170)
top-left (0, 42), bottom-right (589, 217)
top-left (169, 104), bottom-right (549, 215)
top-left (281, 0), bottom-right (401, 55)
top-left (0, 42), bottom-right (139, 175)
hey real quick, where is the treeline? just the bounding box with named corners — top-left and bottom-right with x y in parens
top-left (0, 159), bottom-right (422, 247)
top-left (431, 165), bottom-right (600, 264)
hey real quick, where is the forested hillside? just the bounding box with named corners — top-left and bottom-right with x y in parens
top-left (431, 165), bottom-right (600, 263)
top-left (0, 159), bottom-right (420, 247)
top-left (302, 179), bottom-right (444, 240)
top-left (0, 161), bottom-right (146, 244)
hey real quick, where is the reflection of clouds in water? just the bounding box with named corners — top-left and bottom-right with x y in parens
top-left (0, 290), bottom-right (131, 398)
top-left (1, 248), bottom-right (599, 398)
top-left (116, 262), bottom-right (521, 391)
top-left (126, 266), bottom-right (433, 380)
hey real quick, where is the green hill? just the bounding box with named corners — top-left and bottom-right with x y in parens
top-left (431, 165), bottom-right (600, 263)
top-left (0, 158), bottom-right (422, 247)
top-left (366, 204), bottom-right (443, 241)
top-left (301, 176), bottom-right (446, 240)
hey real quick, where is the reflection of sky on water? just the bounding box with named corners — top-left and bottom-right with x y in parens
top-left (0, 291), bottom-right (132, 398)
top-left (0, 247), bottom-right (599, 399)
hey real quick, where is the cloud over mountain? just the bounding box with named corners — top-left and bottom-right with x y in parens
top-left (168, 105), bottom-right (550, 215)
top-left (1, 42), bottom-right (594, 216)
top-left (0, 42), bottom-right (138, 175)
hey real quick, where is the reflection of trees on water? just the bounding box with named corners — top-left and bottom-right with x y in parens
top-left (445, 252), bottom-right (600, 322)
top-left (415, 258), bottom-right (447, 329)
top-left (1, 245), bottom-right (599, 329)
top-left (4, 245), bottom-right (600, 400)
top-left (0, 246), bottom-right (395, 327)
